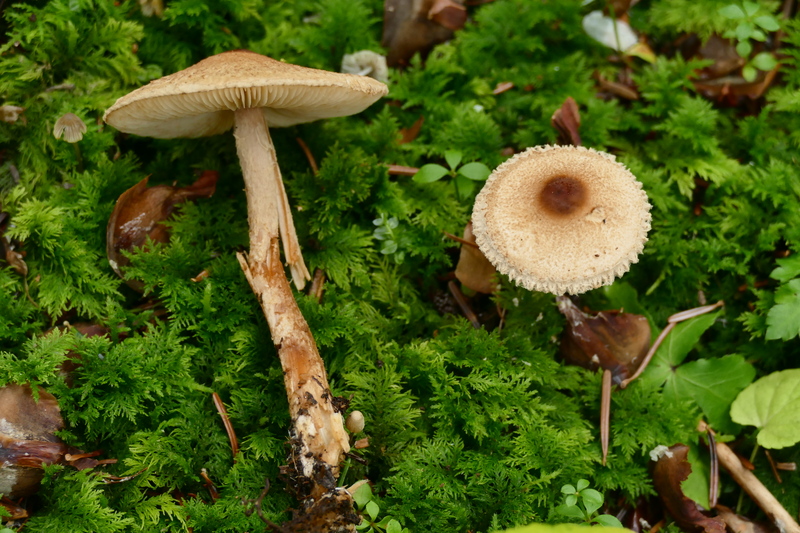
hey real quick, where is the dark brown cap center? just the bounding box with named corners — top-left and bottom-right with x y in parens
top-left (538, 175), bottom-right (586, 216)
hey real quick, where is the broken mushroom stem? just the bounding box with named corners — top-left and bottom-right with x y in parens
top-left (234, 107), bottom-right (310, 289)
top-left (237, 238), bottom-right (349, 502)
top-left (235, 107), bottom-right (349, 505)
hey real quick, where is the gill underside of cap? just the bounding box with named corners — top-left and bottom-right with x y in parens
top-left (104, 50), bottom-right (388, 138)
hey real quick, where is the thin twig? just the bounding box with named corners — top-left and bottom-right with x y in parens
top-left (443, 230), bottom-right (479, 248)
top-left (200, 468), bottom-right (220, 501)
top-left (212, 392), bottom-right (239, 461)
top-left (242, 478), bottom-right (283, 532)
top-left (715, 441), bottom-right (800, 533)
top-left (308, 268), bottom-right (326, 302)
top-left (296, 137), bottom-right (319, 175)
top-left (619, 301), bottom-right (724, 388)
top-left (447, 280), bottom-right (480, 329)
top-left (387, 164), bottom-right (419, 176)
top-left (705, 424), bottom-right (719, 508)
top-left (764, 449), bottom-right (783, 484)
top-left (600, 369), bottom-right (612, 465)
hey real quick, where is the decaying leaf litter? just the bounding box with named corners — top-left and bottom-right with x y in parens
top-left (1, 0), bottom-right (800, 532)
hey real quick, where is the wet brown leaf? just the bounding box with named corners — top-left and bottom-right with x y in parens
top-left (551, 97), bottom-right (582, 146)
top-left (558, 296), bottom-right (650, 383)
top-left (0, 384), bottom-right (65, 499)
top-left (428, 0), bottom-right (467, 30)
top-left (0, 496), bottom-right (28, 520)
top-left (399, 116), bottom-right (424, 144)
top-left (382, 0), bottom-right (465, 67)
top-left (106, 171), bottom-right (218, 290)
top-left (455, 221), bottom-right (497, 294)
top-left (652, 444), bottom-right (726, 533)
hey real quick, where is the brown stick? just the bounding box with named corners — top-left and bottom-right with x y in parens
top-left (715, 441), bottom-right (800, 533)
top-left (600, 369), bottom-right (612, 465)
top-left (447, 280), bottom-right (481, 329)
top-left (212, 392), bottom-right (239, 461)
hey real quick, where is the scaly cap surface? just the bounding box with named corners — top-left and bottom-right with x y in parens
top-left (472, 145), bottom-right (651, 295)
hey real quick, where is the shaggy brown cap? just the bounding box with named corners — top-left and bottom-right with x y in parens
top-left (472, 145), bottom-right (651, 295)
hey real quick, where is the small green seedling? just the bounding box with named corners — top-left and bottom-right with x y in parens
top-left (351, 482), bottom-right (409, 533)
top-left (555, 480), bottom-right (623, 527)
top-left (719, 2), bottom-right (780, 81)
top-left (373, 213), bottom-right (410, 263)
top-left (412, 150), bottom-right (491, 200)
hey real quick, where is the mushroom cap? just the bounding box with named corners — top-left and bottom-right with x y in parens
top-left (472, 145), bottom-right (651, 295)
top-left (103, 50), bottom-right (388, 138)
top-left (53, 112), bottom-right (87, 143)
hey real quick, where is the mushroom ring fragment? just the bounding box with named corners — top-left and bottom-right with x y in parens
top-left (472, 145), bottom-right (651, 295)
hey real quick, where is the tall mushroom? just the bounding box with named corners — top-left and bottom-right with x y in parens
top-left (104, 50), bottom-right (387, 525)
top-left (473, 145), bottom-right (651, 295)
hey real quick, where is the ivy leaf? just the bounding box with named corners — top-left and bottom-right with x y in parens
top-left (730, 369), bottom-right (800, 449)
top-left (736, 40), bottom-right (752, 58)
top-left (719, 4), bottom-right (746, 19)
top-left (581, 488), bottom-right (603, 515)
top-left (413, 164), bottom-right (449, 183)
top-left (352, 483), bottom-right (373, 508)
top-left (386, 519), bottom-right (403, 533)
top-left (593, 515), bottom-right (624, 528)
top-left (754, 15), bottom-right (780, 32)
top-left (457, 162), bottom-right (491, 181)
top-left (765, 279), bottom-right (800, 340)
top-left (751, 52), bottom-right (777, 71)
top-left (555, 504), bottom-right (586, 520)
top-left (454, 175), bottom-right (477, 197)
top-left (642, 312), bottom-right (720, 387)
top-left (770, 256), bottom-right (800, 283)
top-left (735, 22), bottom-right (755, 40)
top-left (366, 500), bottom-right (380, 521)
top-left (669, 354), bottom-right (755, 433)
top-left (683, 443), bottom-right (710, 510)
top-left (742, 1), bottom-right (759, 16)
top-left (444, 150), bottom-right (463, 170)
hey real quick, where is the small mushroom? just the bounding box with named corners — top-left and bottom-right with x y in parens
top-left (472, 145), bottom-right (651, 295)
top-left (52, 112), bottom-right (87, 143)
top-left (341, 50), bottom-right (389, 84)
top-left (345, 410), bottom-right (365, 434)
top-left (1, 105), bottom-right (24, 124)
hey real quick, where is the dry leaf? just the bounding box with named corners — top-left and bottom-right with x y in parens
top-left (106, 171), bottom-right (218, 290)
top-left (455, 221), bottom-right (497, 294)
top-left (383, 0), bottom-right (465, 67)
top-left (652, 444), bottom-right (726, 533)
top-left (551, 97), bottom-right (582, 146)
top-left (558, 296), bottom-right (650, 383)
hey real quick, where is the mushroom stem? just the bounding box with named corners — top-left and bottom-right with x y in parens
top-left (234, 108), bottom-right (349, 501)
top-left (233, 107), bottom-right (311, 288)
